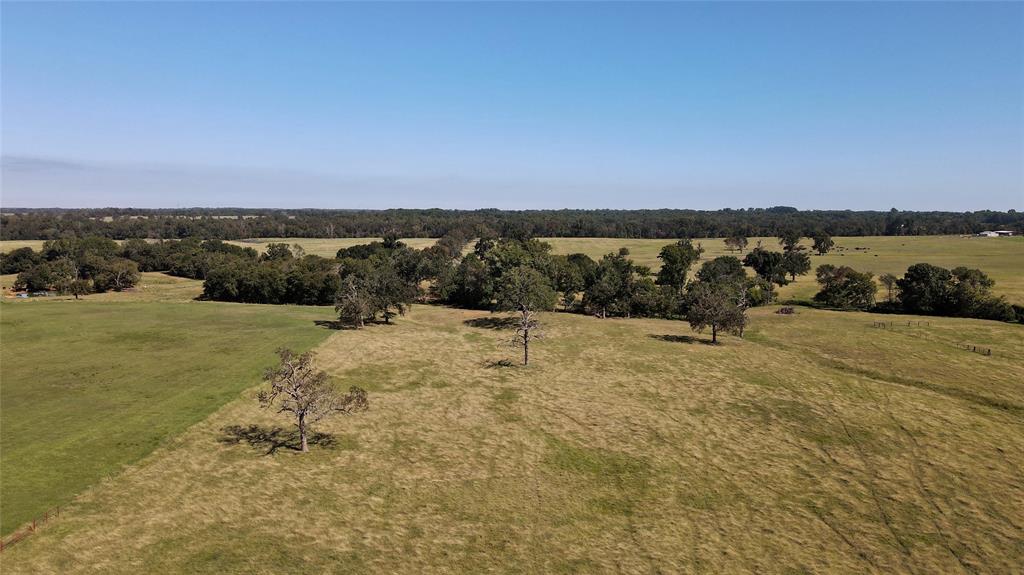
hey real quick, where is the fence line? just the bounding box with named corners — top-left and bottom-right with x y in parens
top-left (0, 506), bottom-right (61, 553)
top-left (871, 320), bottom-right (930, 328)
top-left (961, 344), bottom-right (992, 356)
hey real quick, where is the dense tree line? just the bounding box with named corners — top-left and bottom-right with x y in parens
top-left (2, 207), bottom-right (1021, 241)
top-left (2, 237), bottom-right (140, 296)
top-left (811, 262), bottom-right (1019, 322)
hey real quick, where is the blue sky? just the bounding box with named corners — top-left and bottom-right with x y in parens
top-left (2, 2), bottom-right (1021, 210)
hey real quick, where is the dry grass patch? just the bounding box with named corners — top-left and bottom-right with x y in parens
top-left (2, 306), bottom-right (1022, 573)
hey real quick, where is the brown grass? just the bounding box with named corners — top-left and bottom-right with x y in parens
top-left (3, 305), bottom-right (1022, 573)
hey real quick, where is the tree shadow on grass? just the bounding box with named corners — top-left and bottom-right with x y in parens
top-left (314, 319), bottom-right (397, 330)
top-left (464, 316), bottom-right (518, 330)
top-left (219, 424), bottom-right (336, 455)
top-left (648, 334), bottom-right (719, 346)
top-left (313, 320), bottom-right (359, 330)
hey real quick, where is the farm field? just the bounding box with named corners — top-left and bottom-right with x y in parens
top-left (0, 291), bottom-right (334, 535)
top-left (2, 303), bottom-right (1022, 573)
top-left (0, 238), bottom-right (438, 259)
top-left (542, 236), bottom-right (1024, 304)
top-left (2, 272), bottom-right (204, 303)
top-left (224, 237), bottom-right (438, 258)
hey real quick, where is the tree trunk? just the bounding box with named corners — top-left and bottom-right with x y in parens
top-left (523, 331), bottom-right (529, 366)
top-left (712, 324), bottom-right (718, 343)
top-left (298, 414), bottom-right (309, 452)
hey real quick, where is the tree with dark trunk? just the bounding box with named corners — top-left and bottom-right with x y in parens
top-left (684, 279), bottom-right (747, 344)
top-left (811, 232), bottom-right (835, 255)
top-left (257, 349), bottom-right (368, 452)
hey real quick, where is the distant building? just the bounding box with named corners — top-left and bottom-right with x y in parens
top-left (993, 230), bottom-right (1015, 236)
top-left (976, 230), bottom-right (1015, 237)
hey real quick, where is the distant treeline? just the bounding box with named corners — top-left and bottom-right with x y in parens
top-left (2, 207), bottom-right (1021, 240)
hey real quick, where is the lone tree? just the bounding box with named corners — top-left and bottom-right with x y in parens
top-left (685, 279), bottom-right (747, 344)
top-left (495, 266), bottom-right (557, 365)
top-left (811, 232), bottom-right (835, 255)
top-left (258, 349), bottom-right (368, 452)
top-left (778, 229), bottom-right (802, 252)
top-left (724, 235), bottom-right (748, 253)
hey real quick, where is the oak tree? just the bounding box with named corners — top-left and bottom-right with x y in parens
top-left (258, 349), bottom-right (368, 452)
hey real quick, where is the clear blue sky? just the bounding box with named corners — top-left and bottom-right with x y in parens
top-left (2, 1), bottom-right (1021, 210)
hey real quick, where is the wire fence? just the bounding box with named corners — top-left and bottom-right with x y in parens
top-left (0, 506), bottom-right (61, 553)
top-left (871, 320), bottom-right (931, 328)
top-left (961, 344), bottom-right (992, 356)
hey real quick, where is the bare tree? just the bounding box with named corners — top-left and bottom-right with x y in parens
top-left (335, 277), bottom-right (371, 328)
top-left (879, 273), bottom-right (899, 304)
top-left (495, 266), bottom-right (556, 365)
top-left (257, 349), bottom-right (368, 452)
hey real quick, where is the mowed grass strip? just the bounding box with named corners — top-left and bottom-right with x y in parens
top-left (0, 298), bottom-right (335, 534)
top-left (4, 305), bottom-right (1022, 573)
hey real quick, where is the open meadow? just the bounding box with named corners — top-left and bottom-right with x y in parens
top-left (1, 297), bottom-right (1022, 573)
top-left (1, 235), bottom-right (1022, 573)
top-left (0, 282), bottom-right (333, 535)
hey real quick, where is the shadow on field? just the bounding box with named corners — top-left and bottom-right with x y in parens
top-left (464, 316), bottom-right (518, 330)
top-left (648, 334), bottom-right (718, 346)
top-left (219, 424), bottom-right (336, 455)
top-left (313, 320), bottom-right (359, 330)
top-left (313, 319), bottom-right (397, 330)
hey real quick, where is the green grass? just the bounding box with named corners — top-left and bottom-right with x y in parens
top-left (542, 235), bottom-right (1024, 304)
top-left (0, 298), bottom-right (335, 534)
top-left (3, 304), bottom-right (1022, 573)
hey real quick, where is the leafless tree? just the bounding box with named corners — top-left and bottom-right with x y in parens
top-left (496, 266), bottom-right (556, 365)
top-left (879, 273), bottom-right (899, 304)
top-left (335, 277), bottom-right (371, 328)
top-left (257, 348), bottom-right (368, 452)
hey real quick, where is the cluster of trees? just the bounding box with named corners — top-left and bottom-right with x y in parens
top-left (2, 238), bottom-right (140, 297)
top-left (430, 236), bottom-right (780, 345)
top-left (3, 207), bottom-right (1020, 241)
top-left (811, 262), bottom-right (1019, 322)
top-left (895, 264), bottom-right (1018, 322)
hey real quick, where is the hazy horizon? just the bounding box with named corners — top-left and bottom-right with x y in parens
top-left (2, 2), bottom-right (1022, 211)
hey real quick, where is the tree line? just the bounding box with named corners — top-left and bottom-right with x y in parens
top-left (5, 232), bottom-right (1018, 326)
top-left (2, 207), bottom-right (1021, 241)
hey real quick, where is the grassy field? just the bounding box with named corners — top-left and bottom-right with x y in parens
top-left (542, 236), bottom-right (1024, 304)
top-left (225, 237), bottom-right (437, 258)
top-left (0, 288), bottom-right (335, 535)
top-left (0, 238), bottom-right (438, 259)
top-left (2, 272), bottom-right (204, 303)
top-left (2, 303), bottom-right (1021, 573)
top-left (0, 240), bottom-right (47, 253)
